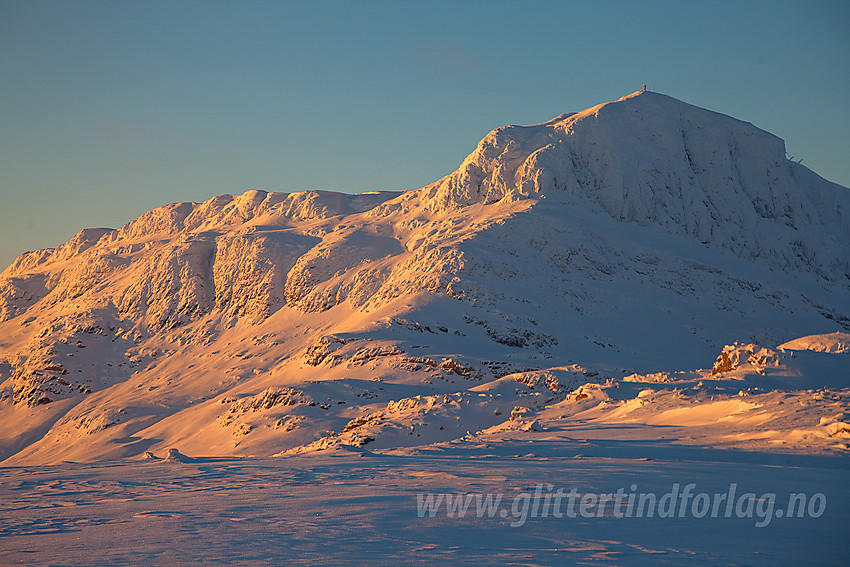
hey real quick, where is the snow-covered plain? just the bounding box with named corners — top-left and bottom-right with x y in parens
top-left (1, 91), bottom-right (848, 564)
top-left (2, 439), bottom-right (848, 565)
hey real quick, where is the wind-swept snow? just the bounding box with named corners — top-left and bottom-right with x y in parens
top-left (779, 331), bottom-right (850, 354)
top-left (0, 91), bottom-right (848, 565)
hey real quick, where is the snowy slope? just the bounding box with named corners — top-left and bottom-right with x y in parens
top-left (427, 91), bottom-right (849, 279)
top-left (0, 91), bottom-right (848, 465)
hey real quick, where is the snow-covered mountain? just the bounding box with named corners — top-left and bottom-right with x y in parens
top-left (1, 90), bottom-right (848, 464)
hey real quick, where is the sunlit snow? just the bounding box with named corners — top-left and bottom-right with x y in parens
top-left (1, 91), bottom-right (848, 565)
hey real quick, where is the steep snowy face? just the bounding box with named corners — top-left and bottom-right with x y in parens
top-left (0, 190), bottom-right (402, 328)
top-left (425, 91), bottom-right (850, 280)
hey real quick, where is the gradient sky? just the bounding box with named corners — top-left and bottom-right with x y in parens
top-left (1, 0), bottom-right (848, 270)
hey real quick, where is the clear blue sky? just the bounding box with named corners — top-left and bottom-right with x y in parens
top-left (2, 0), bottom-right (848, 270)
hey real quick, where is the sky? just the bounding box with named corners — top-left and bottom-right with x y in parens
top-left (1, 0), bottom-right (848, 270)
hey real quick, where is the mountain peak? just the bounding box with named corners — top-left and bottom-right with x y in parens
top-left (1, 92), bottom-right (848, 463)
top-left (423, 91), bottom-right (849, 280)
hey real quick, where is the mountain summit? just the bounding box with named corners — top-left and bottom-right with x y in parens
top-left (1, 92), bottom-right (848, 463)
top-left (426, 91), bottom-right (848, 277)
